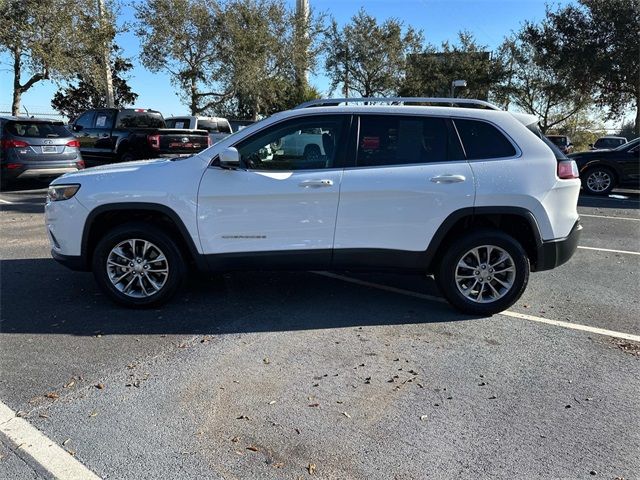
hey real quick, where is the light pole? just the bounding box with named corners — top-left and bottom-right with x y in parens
top-left (450, 79), bottom-right (467, 98)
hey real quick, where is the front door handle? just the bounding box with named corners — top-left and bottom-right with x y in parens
top-left (430, 174), bottom-right (466, 184)
top-left (299, 179), bottom-right (334, 188)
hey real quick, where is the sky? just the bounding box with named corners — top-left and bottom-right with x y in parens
top-left (0, 0), bottom-right (573, 118)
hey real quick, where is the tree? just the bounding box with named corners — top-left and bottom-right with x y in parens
top-left (324, 9), bottom-right (423, 98)
top-left (210, 0), bottom-right (324, 120)
top-left (492, 34), bottom-right (591, 133)
top-left (524, 0), bottom-right (640, 134)
top-left (0, 0), bottom-right (117, 115)
top-left (51, 46), bottom-right (138, 120)
top-left (400, 31), bottom-right (502, 100)
top-left (135, 0), bottom-right (220, 116)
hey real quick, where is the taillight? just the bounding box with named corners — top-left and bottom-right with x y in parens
top-left (76, 160), bottom-right (85, 169)
top-left (147, 134), bottom-right (160, 150)
top-left (1, 139), bottom-right (29, 148)
top-left (558, 160), bottom-right (579, 179)
top-left (5, 163), bottom-right (22, 169)
top-left (66, 139), bottom-right (80, 148)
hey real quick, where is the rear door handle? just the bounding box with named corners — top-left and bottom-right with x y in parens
top-left (299, 179), bottom-right (334, 188)
top-left (430, 174), bottom-right (466, 184)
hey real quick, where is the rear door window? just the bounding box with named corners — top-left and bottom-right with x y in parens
top-left (356, 115), bottom-right (462, 167)
top-left (6, 122), bottom-right (70, 138)
top-left (454, 119), bottom-right (517, 159)
top-left (94, 111), bottom-right (115, 129)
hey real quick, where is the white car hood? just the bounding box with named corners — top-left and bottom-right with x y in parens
top-left (51, 158), bottom-right (170, 184)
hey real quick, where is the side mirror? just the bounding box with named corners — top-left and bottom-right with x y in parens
top-left (219, 147), bottom-right (240, 168)
top-left (73, 124), bottom-right (83, 132)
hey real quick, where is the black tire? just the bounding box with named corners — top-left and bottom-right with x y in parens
top-left (435, 229), bottom-right (530, 315)
top-left (582, 166), bottom-right (615, 195)
top-left (303, 144), bottom-right (321, 161)
top-left (92, 222), bottom-right (186, 308)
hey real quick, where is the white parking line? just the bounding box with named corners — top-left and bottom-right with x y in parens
top-left (579, 213), bottom-right (640, 221)
top-left (578, 246), bottom-right (640, 256)
top-left (0, 401), bottom-right (101, 480)
top-left (315, 272), bottom-right (640, 343)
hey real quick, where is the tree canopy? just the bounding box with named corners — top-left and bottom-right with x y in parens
top-left (51, 46), bottom-right (138, 120)
top-left (0, 0), bottom-right (117, 115)
top-left (324, 9), bottom-right (423, 98)
top-left (524, 0), bottom-right (640, 133)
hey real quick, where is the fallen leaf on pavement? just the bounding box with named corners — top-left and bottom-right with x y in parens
top-left (95, 383), bottom-right (105, 390)
top-left (342, 412), bottom-right (351, 418)
top-left (62, 438), bottom-right (71, 446)
top-left (268, 400), bottom-right (276, 405)
top-left (308, 403), bottom-right (319, 407)
top-left (263, 357), bottom-right (270, 364)
top-left (231, 436), bottom-right (240, 443)
top-left (64, 381), bottom-right (75, 389)
top-left (38, 413), bottom-right (48, 419)
top-left (246, 446), bottom-right (259, 452)
top-left (420, 415), bottom-right (428, 421)
top-left (308, 463), bottom-right (316, 474)
top-left (89, 411), bottom-right (98, 417)
top-left (272, 462), bottom-right (285, 468)
top-left (45, 392), bottom-right (59, 399)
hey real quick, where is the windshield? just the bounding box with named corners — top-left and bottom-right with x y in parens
top-left (165, 118), bottom-right (191, 129)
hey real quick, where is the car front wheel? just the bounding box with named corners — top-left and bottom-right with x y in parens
top-left (92, 223), bottom-right (186, 307)
top-left (436, 229), bottom-right (530, 315)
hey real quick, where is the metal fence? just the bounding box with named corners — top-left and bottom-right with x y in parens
top-left (0, 105), bottom-right (68, 123)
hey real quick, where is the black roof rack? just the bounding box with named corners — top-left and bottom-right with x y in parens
top-left (294, 97), bottom-right (502, 111)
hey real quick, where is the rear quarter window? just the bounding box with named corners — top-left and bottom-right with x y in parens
top-left (454, 119), bottom-right (517, 160)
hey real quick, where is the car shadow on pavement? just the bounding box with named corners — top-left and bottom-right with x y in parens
top-left (0, 258), bottom-right (479, 337)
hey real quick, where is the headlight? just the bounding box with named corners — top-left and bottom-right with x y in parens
top-left (47, 184), bottom-right (80, 202)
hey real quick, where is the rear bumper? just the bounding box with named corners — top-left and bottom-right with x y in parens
top-left (535, 219), bottom-right (582, 271)
top-left (2, 163), bottom-right (80, 180)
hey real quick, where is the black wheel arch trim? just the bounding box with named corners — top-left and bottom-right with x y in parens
top-left (80, 202), bottom-right (207, 271)
top-left (423, 206), bottom-right (544, 271)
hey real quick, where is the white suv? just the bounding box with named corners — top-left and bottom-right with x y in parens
top-left (45, 98), bottom-right (582, 315)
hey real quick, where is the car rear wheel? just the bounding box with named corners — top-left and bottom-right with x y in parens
top-left (583, 167), bottom-right (615, 195)
top-left (436, 229), bottom-right (529, 315)
top-left (92, 223), bottom-right (186, 307)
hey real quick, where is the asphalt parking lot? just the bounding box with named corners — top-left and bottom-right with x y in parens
top-left (1, 182), bottom-right (639, 480)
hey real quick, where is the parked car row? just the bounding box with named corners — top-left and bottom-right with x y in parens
top-left (1, 109), bottom-right (250, 188)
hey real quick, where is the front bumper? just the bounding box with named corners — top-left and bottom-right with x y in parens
top-left (51, 249), bottom-right (87, 271)
top-left (535, 220), bottom-right (582, 271)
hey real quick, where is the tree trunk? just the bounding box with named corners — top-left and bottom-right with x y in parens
top-left (12, 48), bottom-right (22, 116)
top-left (190, 76), bottom-right (198, 115)
top-left (635, 96), bottom-right (640, 136)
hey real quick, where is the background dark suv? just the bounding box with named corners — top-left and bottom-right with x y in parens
top-left (0, 116), bottom-right (84, 189)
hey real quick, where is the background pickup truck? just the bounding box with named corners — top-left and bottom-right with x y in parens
top-left (165, 115), bottom-right (232, 146)
top-left (70, 108), bottom-right (210, 166)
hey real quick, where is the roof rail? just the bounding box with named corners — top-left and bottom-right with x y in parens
top-left (294, 97), bottom-right (502, 111)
